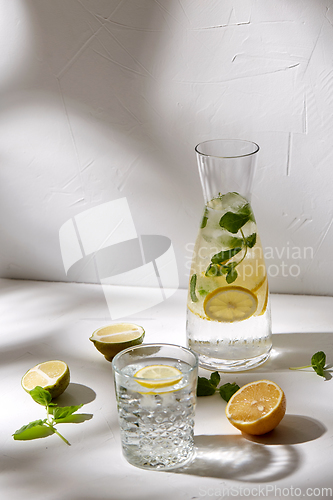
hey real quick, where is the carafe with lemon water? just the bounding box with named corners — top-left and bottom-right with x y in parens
top-left (186, 139), bottom-right (272, 371)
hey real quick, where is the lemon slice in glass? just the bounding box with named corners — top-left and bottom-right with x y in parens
top-left (21, 360), bottom-right (70, 399)
top-left (134, 364), bottom-right (182, 389)
top-left (90, 323), bottom-right (145, 361)
top-left (204, 286), bottom-right (258, 322)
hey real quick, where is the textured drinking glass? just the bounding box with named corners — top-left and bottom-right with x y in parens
top-left (112, 343), bottom-right (198, 470)
top-left (186, 139), bottom-right (272, 371)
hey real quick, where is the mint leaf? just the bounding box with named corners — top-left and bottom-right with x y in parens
top-left (29, 386), bottom-right (53, 406)
top-left (201, 208), bottom-right (208, 228)
top-left (211, 247), bottom-right (242, 265)
top-left (54, 413), bottom-right (93, 424)
top-left (13, 419), bottom-right (46, 434)
top-left (226, 267), bottom-right (238, 284)
top-left (197, 377), bottom-right (216, 396)
top-left (197, 374), bottom-right (239, 401)
top-left (210, 371), bottom-right (220, 387)
top-left (239, 203), bottom-right (255, 222)
top-left (14, 374), bottom-right (91, 445)
top-left (219, 382), bottom-right (240, 402)
top-left (204, 196), bottom-right (257, 285)
top-left (190, 274), bottom-right (198, 302)
top-left (205, 263), bottom-right (228, 277)
top-left (13, 420), bottom-right (54, 441)
top-left (289, 350), bottom-right (328, 378)
top-left (52, 405), bottom-right (83, 421)
top-left (246, 233), bottom-right (257, 248)
top-left (226, 236), bottom-right (244, 249)
top-left (311, 351), bottom-right (326, 377)
top-left (219, 204), bottom-right (253, 234)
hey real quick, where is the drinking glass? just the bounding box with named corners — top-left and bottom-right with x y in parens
top-left (112, 343), bottom-right (198, 470)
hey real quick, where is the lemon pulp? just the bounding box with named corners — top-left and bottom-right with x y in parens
top-left (204, 286), bottom-right (258, 322)
top-left (225, 379), bottom-right (286, 435)
top-left (21, 360), bottom-right (70, 399)
top-left (134, 364), bottom-right (183, 388)
top-left (90, 323), bottom-right (145, 361)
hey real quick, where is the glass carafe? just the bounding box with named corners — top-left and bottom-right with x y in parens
top-left (186, 139), bottom-right (272, 371)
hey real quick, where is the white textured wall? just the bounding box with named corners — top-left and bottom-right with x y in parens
top-left (0, 0), bottom-right (333, 295)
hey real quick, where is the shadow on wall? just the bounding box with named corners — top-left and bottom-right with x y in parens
top-left (2, 1), bottom-right (331, 295)
top-left (59, 197), bottom-right (180, 318)
top-left (0, 0), bottom-right (198, 287)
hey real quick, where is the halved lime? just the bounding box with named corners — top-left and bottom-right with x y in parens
top-left (90, 323), bottom-right (145, 361)
top-left (134, 364), bottom-right (182, 389)
top-left (21, 360), bottom-right (70, 399)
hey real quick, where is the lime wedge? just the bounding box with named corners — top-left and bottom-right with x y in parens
top-left (21, 360), bottom-right (70, 399)
top-left (90, 323), bottom-right (145, 361)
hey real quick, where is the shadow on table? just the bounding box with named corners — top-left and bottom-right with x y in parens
top-left (174, 412), bottom-right (325, 481)
top-left (245, 414), bottom-right (326, 445)
top-left (55, 383), bottom-right (96, 406)
top-left (175, 434), bottom-right (299, 482)
top-left (256, 332), bottom-right (333, 377)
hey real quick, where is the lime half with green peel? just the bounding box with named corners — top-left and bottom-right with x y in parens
top-left (90, 323), bottom-right (145, 361)
top-left (21, 360), bottom-right (70, 399)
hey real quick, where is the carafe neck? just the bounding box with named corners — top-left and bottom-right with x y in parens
top-left (195, 139), bottom-right (259, 204)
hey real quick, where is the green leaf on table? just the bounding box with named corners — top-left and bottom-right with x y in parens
top-left (54, 413), bottom-right (93, 424)
top-left (52, 405), bottom-right (83, 422)
top-left (190, 274), bottom-right (198, 302)
top-left (219, 382), bottom-right (240, 402)
top-left (197, 377), bottom-right (216, 397)
top-left (311, 351), bottom-right (326, 377)
top-left (209, 371), bottom-right (220, 387)
top-left (14, 374), bottom-right (91, 445)
top-left (197, 373), bottom-right (240, 401)
top-left (13, 420), bottom-right (54, 440)
top-left (29, 386), bottom-right (53, 406)
top-left (289, 350), bottom-right (328, 378)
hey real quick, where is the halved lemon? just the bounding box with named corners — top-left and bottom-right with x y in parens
top-left (21, 360), bottom-right (70, 399)
top-left (226, 380), bottom-right (286, 435)
top-left (204, 286), bottom-right (258, 322)
top-left (134, 364), bottom-right (183, 389)
top-left (90, 323), bottom-right (145, 361)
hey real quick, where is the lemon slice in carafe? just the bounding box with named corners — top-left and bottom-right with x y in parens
top-left (204, 286), bottom-right (258, 322)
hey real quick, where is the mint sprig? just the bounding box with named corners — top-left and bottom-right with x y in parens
top-left (13, 386), bottom-right (90, 445)
top-left (197, 372), bottom-right (240, 401)
top-left (290, 351), bottom-right (327, 378)
top-left (205, 199), bottom-right (257, 284)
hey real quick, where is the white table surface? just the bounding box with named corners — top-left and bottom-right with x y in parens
top-left (1, 278), bottom-right (333, 500)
